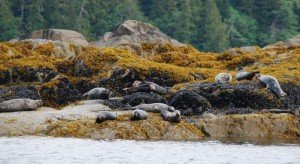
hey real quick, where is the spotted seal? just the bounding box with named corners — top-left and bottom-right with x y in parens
top-left (161, 110), bottom-right (181, 123)
top-left (131, 109), bottom-right (148, 120)
top-left (83, 87), bottom-right (110, 100)
top-left (256, 74), bottom-right (287, 98)
top-left (133, 103), bottom-right (175, 113)
top-left (0, 98), bottom-right (43, 112)
top-left (96, 111), bottom-right (117, 123)
top-left (215, 73), bottom-right (232, 84)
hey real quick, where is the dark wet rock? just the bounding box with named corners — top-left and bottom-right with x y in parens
top-left (0, 67), bottom-right (58, 84)
top-left (226, 108), bottom-right (254, 115)
top-left (169, 90), bottom-right (211, 116)
top-left (75, 79), bottom-right (97, 94)
top-left (99, 67), bottom-right (140, 96)
top-left (40, 77), bottom-right (82, 106)
top-left (123, 92), bottom-right (167, 106)
top-left (102, 98), bottom-right (131, 110)
top-left (0, 86), bottom-right (41, 103)
top-left (12, 67), bottom-right (58, 83)
top-left (185, 83), bottom-right (281, 109)
top-left (0, 70), bottom-right (10, 85)
top-left (74, 60), bottom-right (93, 77)
top-left (280, 83), bottom-right (300, 109)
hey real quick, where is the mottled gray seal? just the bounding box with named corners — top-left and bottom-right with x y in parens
top-left (161, 110), bottom-right (181, 123)
top-left (256, 74), bottom-right (287, 98)
top-left (83, 87), bottom-right (110, 100)
top-left (215, 73), bottom-right (232, 84)
top-left (124, 80), bottom-right (169, 95)
top-left (236, 67), bottom-right (259, 81)
top-left (131, 109), bottom-right (148, 120)
top-left (133, 103), bottom-right (175, 113)
top-left (96, 111), bottom-right (117, 123)
top-left (0, 98), bottom-right (43, 112)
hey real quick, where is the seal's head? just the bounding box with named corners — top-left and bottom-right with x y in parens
top-left (133, 80), bottom-right (142, 87)
top-left (33, 100), bottom-right (43, 108)
top-left (168, 106), bottom-right (175, 112)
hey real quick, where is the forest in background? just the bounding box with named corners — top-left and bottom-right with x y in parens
top-left (0, 0), bottom-right (299, 52)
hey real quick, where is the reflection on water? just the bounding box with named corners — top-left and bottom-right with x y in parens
top-left (0, 137), bottom-right (299, 164)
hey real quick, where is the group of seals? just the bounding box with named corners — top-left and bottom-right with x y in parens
top-left (0, 98), bottom-right (43, 112)
top-left (94, 80), bottom-right (182, 123)
top-left (215, 67), bottom-right (287, 99)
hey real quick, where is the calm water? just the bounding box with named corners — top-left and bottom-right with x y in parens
top-left (0, 137), bottom-right (299, 164)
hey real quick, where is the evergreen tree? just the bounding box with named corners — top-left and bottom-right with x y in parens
top-left (23, 0), bottom-right (45, 34)
top-left (201, 0), bottom-right (229, 52)
top-left (0, 0), bottom-right (19, 41)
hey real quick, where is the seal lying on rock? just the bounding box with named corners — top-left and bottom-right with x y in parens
top-left (124, 81), bottom-right (169, 95)
top-left (133, 103), bottom-right (175, 113)
top-left (236, 67), bottom-right (259, 81)
top-left (261, 109), bottom-right (298, 115)
top-left (83, 87), bottom-right (110, 100)
top-left (96, 111), bottom-right (117, 123)
top-left (215, 73), bottom-right (232, 84)
top-left (256, 74), bottom-right (287, 98)
top-left (161, 110), bottom-right (181, 123)
top-left (0, 98), bottom-right (43, 112)
top-left (131, 109), bottom-right (148, 120)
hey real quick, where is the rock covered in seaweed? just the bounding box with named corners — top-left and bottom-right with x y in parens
top-left (170, 90), bottom-right (211, 116)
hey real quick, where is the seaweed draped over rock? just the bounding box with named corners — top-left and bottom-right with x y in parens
top-left (0, 34), bottom-right (299, 107)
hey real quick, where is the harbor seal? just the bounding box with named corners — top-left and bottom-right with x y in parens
top-left (133, 103), bottom-right (175, 113)
top-left (0, 98), bottom-right (43, 112)
top-left (236, 67), bottom-right (259, 81)
top-left (96, 111), bottom-right (117, 123)
top-left (131, 109), bottom-right (148, 120)
top-left (215, 73), bottom-right (232, 84)
top-left (256, 74), bottom-right (287, 98)
top-left (161, 110), bottom-right (181, 123)
top-left (124, 81), bottom-right (169, 95)
top-left (83, 87), bottom-right (110, 100)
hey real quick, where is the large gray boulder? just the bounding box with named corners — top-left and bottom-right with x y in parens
top-left (27, 29), bottom-right (89, 46)
top-left (92, 20), bottom-right (185, 55)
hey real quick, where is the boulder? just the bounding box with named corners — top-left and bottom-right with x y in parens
top-left (123, 92), bottom-right (167, 106)
top-left (272, 35), bottom-right (300, 48)
top-left (92, 20), bottom-right (185, 55)
top-left (19, 39), bottom-right (80, 59)
top-left (169, 90), bottom-right (211, 116)
top-left (99, 67), bottom-right (140, 96)
top-left (27, 29), bottom-right (89, 46)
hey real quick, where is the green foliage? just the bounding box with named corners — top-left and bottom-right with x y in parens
top-left (0, 0), bottom-right (299, 51)
top-left (202, 0), bottom-right (229, 52)
top-left (0, 0), bottom-right (19, 41)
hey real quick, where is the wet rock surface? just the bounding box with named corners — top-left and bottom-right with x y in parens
top-left (185, 83), bottom-right (283, 109)
top-left (170, 90), bottom-right (211, 116)
top-left (0, 86), bottom-right (41, 103)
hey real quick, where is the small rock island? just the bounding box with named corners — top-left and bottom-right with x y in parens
top-left (0, 20), bottom-right (299, 141)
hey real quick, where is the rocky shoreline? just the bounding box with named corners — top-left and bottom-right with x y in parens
top-left (0, 20), bottom-right (299, 142)
top-left (0, 100), bottom-right (299, 141)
